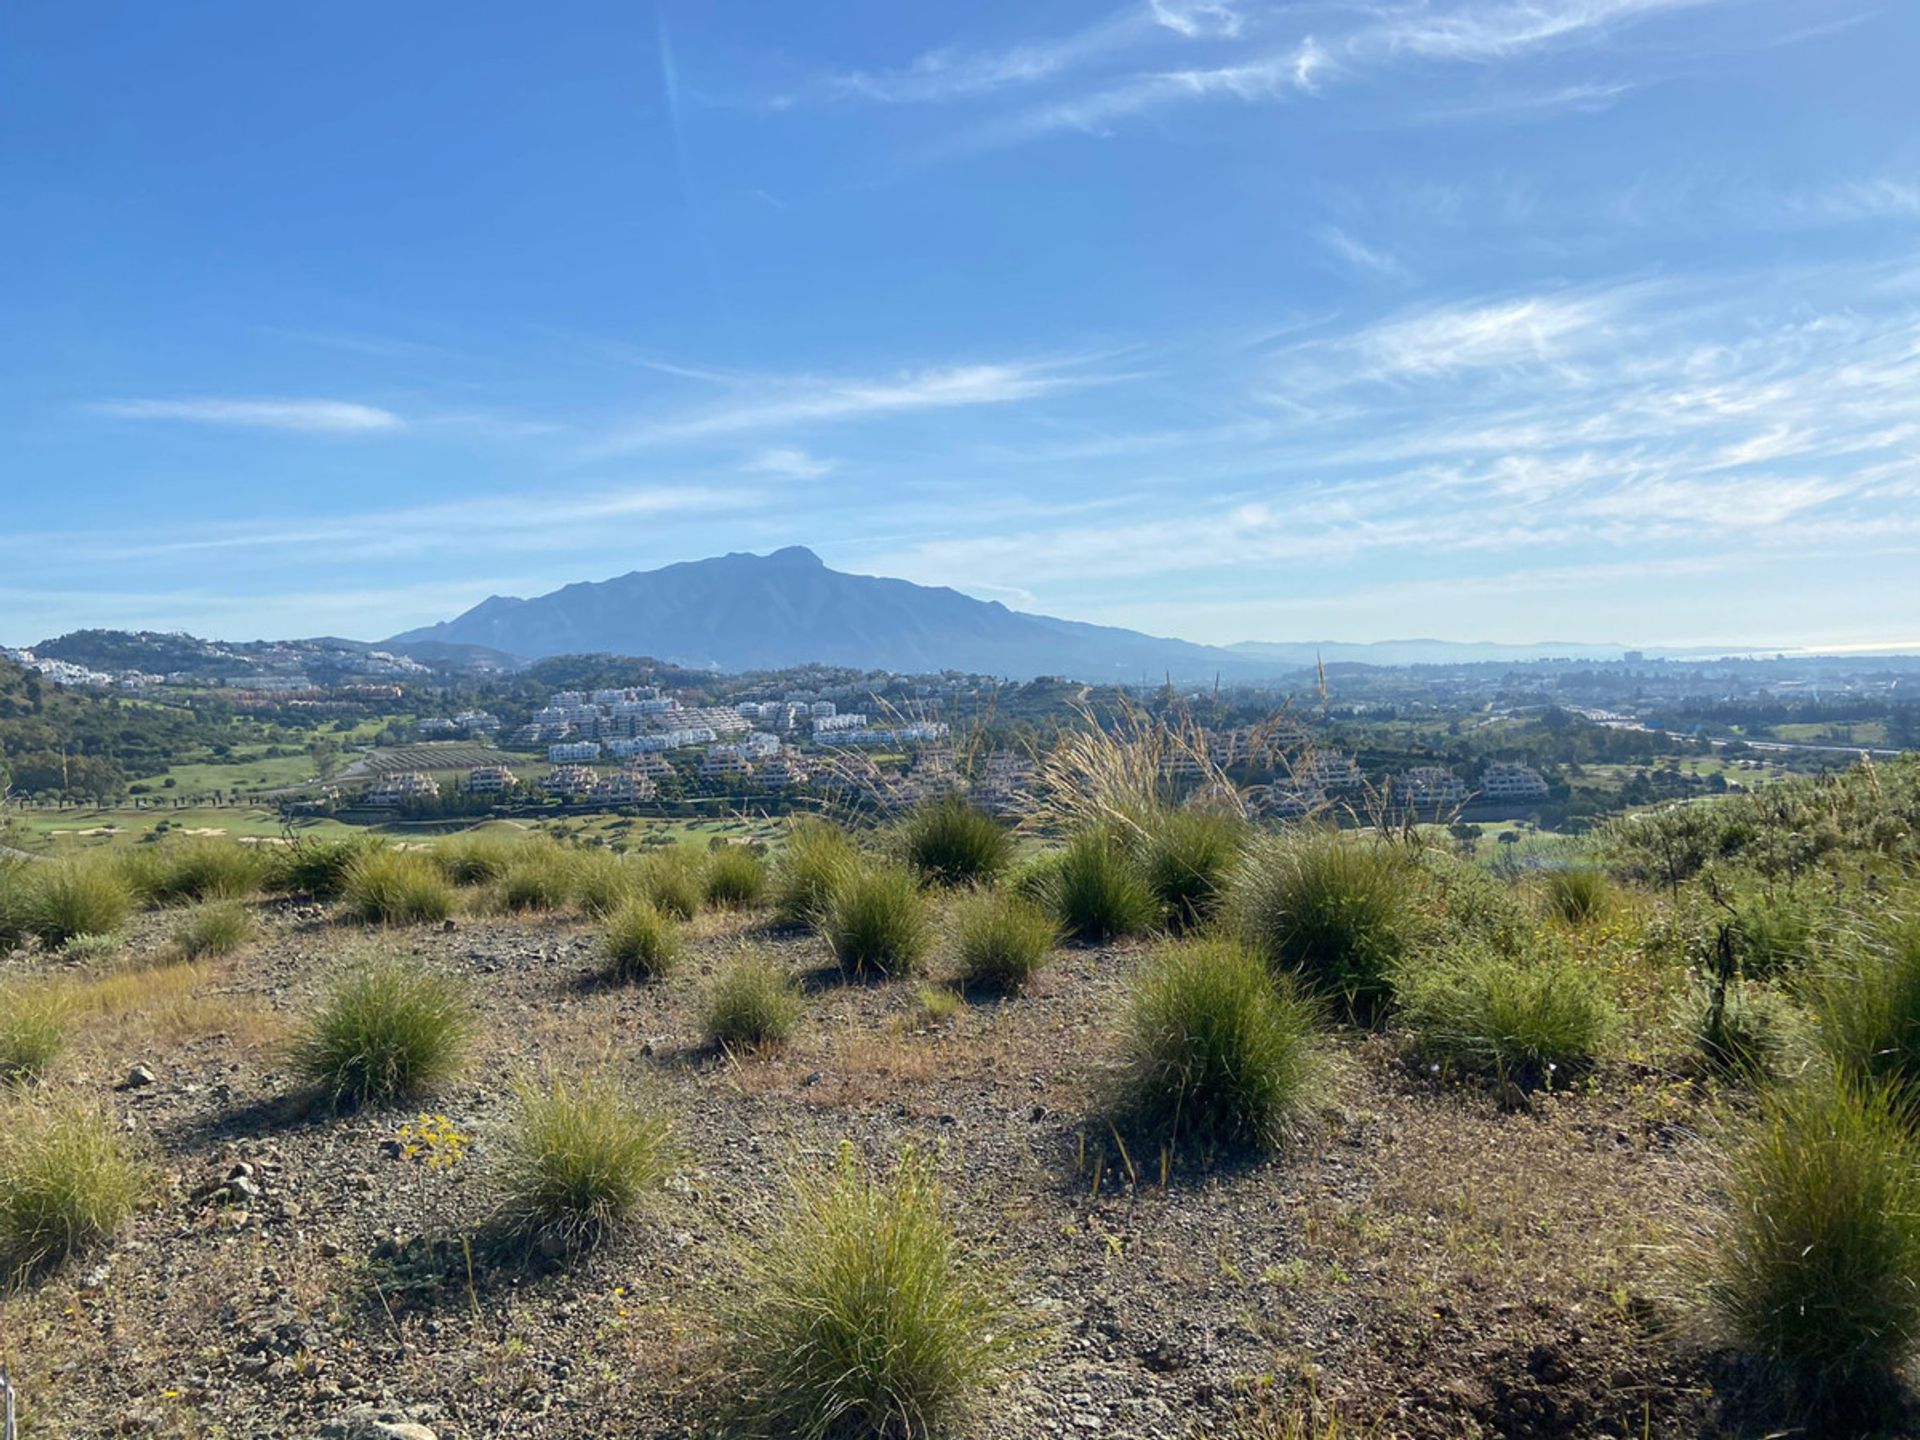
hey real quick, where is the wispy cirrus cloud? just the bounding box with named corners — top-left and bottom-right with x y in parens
top-left (590, 357), bottom-right (1125, 455)
top-left (90, 396), bottom-right (403, 433)
top-left (743, 446), bottom-right (836, 480)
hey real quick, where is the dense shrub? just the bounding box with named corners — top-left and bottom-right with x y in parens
top-left (342, 848), bottom-right (455, 926)
top-left (771, 819), bottom-right (860, 929)
top-left (635, 848), bottom-right (705, 922)
top-left (703, 950), bottom-right (805, 1052)
top-left (1229, 832), bottom-right (1421, 1021)
top-left (1396, 938), bottom-right (1616, 1086)
top-left (269, 836), bottom-right (385, 900)
top-left (1698, 1076), bottom-right (1920, 1412)
top-left (0, 986), bottom-right (67, 1084)
top-left (705, 846), bottom-right (768, 909)
top-left (1045, 829), bottom-right (1159, 943)
top-left (0, 859), bottom-right (36, 948)
top-left (1734, 884), bottom-right (1831, 980)
top-left (24, 858), bottom-right (133, 948)
top-left (123, 839), bottom-right (269, 906)
top-left (496, 1074), bottom-right (676, 1252)
top-left (1419, 851), bottom-right (1532, 952)
top-left (600, 899), bottom-right (680, 982)
top-left (1813, 921), bottom-right (1920, 1108)
top-left (896, 797), bottom-right (1014, 888)
top-left (171, 899), bottom-right (254, 959)
top-left (725, 1144), bottom-right (1037, 1440)
top-left (293, 954), bottom-right (473, 1106)
top-left (1140, 808), bottom-right (1247, 933)
top-left (59, 931), bottom-right (122, 964)
top-left (1112, 938), bottom-right (1320, 1153)
top-left (825, 862), bottom-right (932, 978)
top-left (950, 888), bottom-right (1057, 993)
top-left (1539, 867), bottom-right (1613, 927)
top-left (0, 1098), bottom-right (142, 1280)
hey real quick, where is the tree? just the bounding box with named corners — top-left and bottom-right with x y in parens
top-left (310, 735), bottom-right (343, 781)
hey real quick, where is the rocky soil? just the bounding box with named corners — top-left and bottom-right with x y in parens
top-left (2, 899), bottom-right (1734, 1439)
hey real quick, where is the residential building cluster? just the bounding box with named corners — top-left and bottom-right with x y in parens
top-left (515, 689), bottom-right (748, 748)
top-left (363, 771), bottom-right (440, 806)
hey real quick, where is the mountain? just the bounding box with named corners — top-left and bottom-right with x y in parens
top-left (387, 547), bottom-right (1276, 681)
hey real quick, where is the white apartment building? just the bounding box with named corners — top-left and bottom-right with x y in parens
top-left (591, 772), bottom-right (656, 803)
top-left (1480, 762), bottom-right (1550, 801)
top-left (364, 771), bottom-right (439, 806)
top-left (543, 764), bottom-right (598, 796)
top-left (466, 765), bottom-right (518, 795)
top-left (549, 740), bottom-right (603, 763)
top-left (1400, 766), bottom-right (1469, 807)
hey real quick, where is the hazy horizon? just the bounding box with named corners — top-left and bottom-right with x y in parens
top-left (5, 2), bottom-right (1917, 649)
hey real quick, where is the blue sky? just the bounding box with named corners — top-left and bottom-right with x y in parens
top-left (3, 0), bottom-right (1917, 650)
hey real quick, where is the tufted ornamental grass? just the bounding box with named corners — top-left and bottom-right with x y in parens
top-left (493, 841), bottom-right (578, 913)
top-left (22, 857), bottom-right (134, 949)
top-left (635, 848), bottom-right (706, 922)
top-left (0, 857), bottom-right (33, 949)
top-left (1112, 938), bottom-right (1321, 1154)
top-left (1694, 1075), bottom-right (1920, 1416)
top-left (771, 819), bottom-right (862, 930)
top-left (825, 862), bottom-right (932, 979)
top-left (0, 1096), bottom-right (143, 1281)
top-left (725, 1143), bottom-right (1040, 1440)
top-left (1044, 829), bottom-right (1159, 944)
top-left (341, 847), bottom-right (456, 926)
top-left (1227, 831), bottom-right (1422, 1023)
top-left (569, 847), bottom-right (638, 919)
top-left (433, 829), bottom-right (525, 887)
top-left (1538, 866), bottom-right (1614, 927)
top-left (703, 950), bottom-right (805, 1052)
top-left (705, 845), bottom-right (769, 909)
top-left (1, 986), bottom-right (69, 1085)
top-left (599, 898), bottom-right (681, 983)
top-left (1140, 807), bottom-right (1248, 934)
top-left (950, 888), bottom-right (1057, 994)
top-left (1812, 919), bottom-right (1920, 1111)
top-left (1682, 977), bottom-right (1804, 1085)
top-left (292, 954), bottom-right (474, 1107)
top-left (895, 796), bottom-right (1013, 888)
top-left (268, 835), bottom-right (386, 900)
top-left (1395, 938), bottom-right (1616, 1088)
top-left (495, 1073), bottom-right (677, 1253)
top-left (120, 838), bottom-right (270, 906)
top-left (170, 899), bottom-right (254, 959)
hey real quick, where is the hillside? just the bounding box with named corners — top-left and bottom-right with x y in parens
top-left (388, 547), bottom-right (1275, 682)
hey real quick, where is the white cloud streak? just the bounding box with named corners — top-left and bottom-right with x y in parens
top-left (91, 397), bottom-right (403, 433)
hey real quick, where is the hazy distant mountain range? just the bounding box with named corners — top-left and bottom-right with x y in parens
top-left (384, 546), bottom-right (1644, 680)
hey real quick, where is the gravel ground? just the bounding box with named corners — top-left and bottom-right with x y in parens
top-left (2, 899), bottom-right (1741, 1439)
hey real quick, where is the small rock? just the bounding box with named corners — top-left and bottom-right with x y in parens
top-left (226, 1176), bottom-right (263, 1204)
top-left (124, 1064), bottom-right (156, 1089)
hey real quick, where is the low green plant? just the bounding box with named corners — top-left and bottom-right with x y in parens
top-left (825, 862), bottom-right (932, 978)
top-left (1734, 884), bottom-right (1830, 979)
top-left (24, 857), bottom-right (133, 948)
top-left (725, 1144), bottom-right (1039, 1440)
top-left (1539, 867), bottom-right (1613, 927)
top-left (896, 796), bottom-right (1013, 888)
top-left (1045, 828), bottom-right (1159, 943)
top-left (1697, 1076), bottom-right (1920, 1413)
top-left (292, 953), bottom-right (473, 1106)
top-left (1140, 808), bottom-right (1248, 933)
top-left (494, 842), bottom-right (577, 913)
top-left (0, 986), bottom-right (68, 1084)
top-left (341, 848), bottom-right (456, 926)
top-left (495, 1074), bottom-right (677, 1252)
top-left (0, 1097), bottom-right (142, 1280)
top-left (171, 899), bottom-right (254, 959)
top-left (600, 898), bottom-right (680, 982)
top-left (635, 848), bottom-right (705, 921)
top-left (1228, 831), bottom-right (1421, 1021)
top-left (269, 836), bottom-right (385, 900)
top-left (703, 950), bottom-right (805, 1052)
top-left (59, 931), bottom-right (122, 964)
top-left (950, 888), bottom-right (1057, 992)
top-left (706, 846), bottom-right (768, 909)
top-left (771, 819), bottom-right (860, 929)
top-left (0, 859), bottom-right (37, 949)
top-left (1396, 938), bottom-right (1616, 1086)
top-left (1112, 938), bottom-right (1321, 1153)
